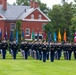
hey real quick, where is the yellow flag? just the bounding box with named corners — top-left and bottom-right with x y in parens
top-left (63, 29), bottom-right (66, 42)
top-left (58, 29), bottom-right (61, 42)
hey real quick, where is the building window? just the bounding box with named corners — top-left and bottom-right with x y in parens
top-left (38, 14), bottom-right (42, 19)
top-left (31, 14), bottom-right (34, 19)
top-left (25, 28), bottom-right (30, 36)
top-left (10, 23), bottom-right (16, 31)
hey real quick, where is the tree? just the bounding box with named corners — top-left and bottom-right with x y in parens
top-left (43, 22), bottom-right (54, 41)
top-left (16, 0), bottom-right (30, 5)
top-left (69, 16), bottom-right (76, 41)
top-left (48, 5), bottom-right (63, 33)
top-left (14, 20), bottom-right (22, 44)
top-left (48, 2), bottom-right (74, 41)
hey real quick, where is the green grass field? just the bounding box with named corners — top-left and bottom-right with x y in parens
top-left (0, 52), bottom-right (76, 75)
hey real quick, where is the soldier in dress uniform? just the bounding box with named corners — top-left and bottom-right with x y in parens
top-left (1, 39), bottom-right (8, 59)
top-left (71, 43), bottom-right (76, 59)
top-left (62, 42), bottom-right (72, 60)
top-left (31, 41), bottom-right (35, 58)
top-left (55, 42), bottom-right (62, 60)
top-left (23, 41), bottom-right (29, 59)
top-left (38, 41), bottom-right (42, 60)
top-left (33, 41), bottom-right (39, 60)
top-left (11, 40), bottom-right (18, 59)
top-left (42, 41), bottom-right (48, 62)
top-left (46, 42), bottom-right (50, 60)
top-left (50, 42), bottom-right (56, 62)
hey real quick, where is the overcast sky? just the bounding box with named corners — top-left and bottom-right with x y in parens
top-left (7, 0), bottom-right (75, 8)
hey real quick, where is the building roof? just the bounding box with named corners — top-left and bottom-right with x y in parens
top-left (0, 5), bottom-right (51, 22)
top-left (0, 5), bottom-right (30, 20)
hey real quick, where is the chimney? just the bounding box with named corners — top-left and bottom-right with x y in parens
top-left (0, 0), bottom-right (2, 4)
top-left (2, 0), bottom-right (7, 10)
top-left (33, 1), bottom-right (39, 8)
top-left (30, 0), bottom-right (34, 8)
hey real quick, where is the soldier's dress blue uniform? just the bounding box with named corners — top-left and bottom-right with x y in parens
top-left (38, 43), bottom-right (42, 60)
top-left (50, 43), bottom-right (56, 62)
top-left (20, 41), bottom-right (25, 57)
top-left (62, 43), bottom-right (72, 60)
top-left (23, 42), bottom-right (29, 59)
top-left (46, 43), bottom-right (50, 60)
top-left (33, 43), bottom-right (39, 60)
top-left (55, 43), bottom-right (62, 60)
top-left (1, 41), bottom-right (8, 59)
top-left (31, 43), bottom-right (35, 58)
top-left (72, 43), bottom-right (76, 59)
top-left (42, 43), bottom-right (48, 62)
top-left (11, 42), bottom-right (18, 59)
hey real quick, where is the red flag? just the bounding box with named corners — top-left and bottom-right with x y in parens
top-left (43, 31), bottom-right (46, 40)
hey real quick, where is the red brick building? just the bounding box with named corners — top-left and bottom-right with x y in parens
top-left (0, 0), bottom-right (50, 40)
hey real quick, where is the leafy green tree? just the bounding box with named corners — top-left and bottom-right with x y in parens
top-left (69, 16), bottom-right (76, 41)
top-left (14, 20), bottom-right (22, 44)
top-left (16, 0), bottom-right (30, 5)
top-left (48, 2), bottom-right (74, 41)
top-left (43, 22), bottom-right (54, 41)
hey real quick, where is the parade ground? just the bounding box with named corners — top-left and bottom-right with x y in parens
top-left (0, 52), bottom-right (76, 75)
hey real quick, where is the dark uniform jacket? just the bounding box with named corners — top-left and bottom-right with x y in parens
top-left (11, 43), bottom-right (18, 51)
top-left (1, 42), bottom-right (8, 50)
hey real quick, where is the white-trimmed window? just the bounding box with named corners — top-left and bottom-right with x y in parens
top-left (38, 14), bottom-right (42, 19)
top-left (10, 23), bottom-right (16, 31)
top-left (25, 28), bottom-right (30, 36)
top-left (31, 14), bottom-right (34, 19)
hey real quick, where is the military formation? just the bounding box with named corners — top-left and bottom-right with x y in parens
top-left (0, 39), bottom-right (76, 62)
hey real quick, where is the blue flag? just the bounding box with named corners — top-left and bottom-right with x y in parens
top-left (22, 30), bottom-right (24, 38)
top-left (54, 31), bottom-right (57, 42)
top-left (10, 31), bottom-right (13, 42)
top-left (48, 31), bottom-right (52, 44)
top-left (37, 28), bottom-right (39, 41)
top-left (0, 28), bottom-right (2, 38)
top-left (4, 28), bottom-right (8, 40)
top-left (16, 30), bottom-right (18, 44)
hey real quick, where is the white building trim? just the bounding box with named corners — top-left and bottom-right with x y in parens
top-left (0, 14), bottom-right (6, 20)
top-left (22, 19), bottom-right (50, 22)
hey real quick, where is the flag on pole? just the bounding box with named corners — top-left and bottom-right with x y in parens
top-left (58, 29), bottom-right (61, 42)
top-left (10, 31), bottom-right (14, 42)
top-left (48, 31), bottom-right (52, 43)
top-left (32, 30), bottom-right (35, 40)
top-left (4, 27), bottom-right (8, 40)
top-left (22, 30), bottom-right (24, 38)
top-left (37, 28), bottom-right (39, 41)
top-left (16, 30), bottom-right (18, 44)
top-left (63, 29), bottom-right (67, 42)
top-left (54, 31), bottom-right (57, 42)
top-left (74, 30), bottom-right (76, 43)
top-left (0, 28), bottom-right (2, 37)
top-left (43, 31), bottom-right (46, 40)
top-left (0, 28), bottom-right (2, 40)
